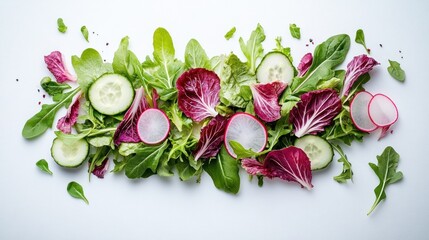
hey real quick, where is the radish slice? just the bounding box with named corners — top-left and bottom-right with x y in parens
top-left (350, 91), bottom-right (378, 132)
top-left (137, 108), bottom-right (170, 144)
top-left (224, 113), bottom-right (267, 158)
top-left (368, 94), bottom-right (398, 127)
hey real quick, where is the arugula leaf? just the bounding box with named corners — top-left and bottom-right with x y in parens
top-left (289, 24), bottom-right (301, 39)
top-left (113, 36), bottom-right (144, 88)
top-left (57, 18), bottom-right (67, 33)
top-left (368, 146), bottom-right (403, 215)
top-left (239, 23), bottom-right (266, 74)
top-left (72, 48), bottom-right (113, 92)
top-left (184, 39), bottom-right (211, 69)
top-left (124, 140), bottom-right (169, 178)
top-left (267, 116), bottom-right (292, 150)
top-left (291, 34), bottom-right (350, 94)
top-left (81, 26), bottom-right (89, 42)
top-left (204, 145), bottom-right (240, 194)
top-left (322, 107), bottom-right (366, 145)
top-left (36, 159), bottom-right (53, 175)
top-left (387, 60), bottom-right (406, 82)
top-left (67, 181), bottom-right (89, 204)
top-left (224, 27), bottom-right (236, 40)
top-left (22, 87), bottom-right (81, 139)
top-left (355, 29), bottom-right (369, 54)
top-left (331, 144), bottom-right (353, 183)
top-left (40, 76), bottom-right (71, 96)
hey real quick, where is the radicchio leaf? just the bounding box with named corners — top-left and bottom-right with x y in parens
top-left (297, 53), bottom-right (313, 77)
top-left (57, 92), bottom-right (82, 134)
top-left (290, 89), bottom-right (341, 138)
top-left (91, 158), bottom-right (109, 179)
top-left (193, 115), bottom-right (228, 161)
top-left (242, 146), bottom-right (313, 189)
top-left (44, 51), bottom-right (77, 83)
top-left (250, 82), bottom-right (287, 122)
top-left (177, 68), bottom-right (220, 122)
top-left (113, 87), bottom-right (149, 145)
top-left (340, 54), bottom-right (379, 97)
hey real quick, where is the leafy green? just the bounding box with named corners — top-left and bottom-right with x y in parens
top-left (67, 181), bottom-right (89, 204)
top-left (81, 26), bottom-right (89, 42)
top-left (36, 159), bottom-right (53, 175)
top-left (88, 146), bottom-right (111, 180)
top-left (355, 29), bottom-right (369, 54)
top-left (323, 107), bottom-right (366, 145)
top-left (142, 28), bottom-right (184, 100)
top-left (204, 145), bottom-right (240, 194)
top-left (239, 23), bottom-right (266, 74)
top-left (274, 37), bottom-right (293, 63)
top-left (224, 27), bottom-right (236, 40)
top-left (40, 76), bottom-right (71, 96)
top-left (387, 60), bottom-right (405, 82)
top-left (368, 146), bottom-right (403, 215)
top-left (219, 54), bottom-right (256, 108)
top-left (176, 155), bottom-right (202, 181)
top-left (289, 24), bottom-right (301, 39)
top-left (57, 18), bottom-right (67, 33)
top-left (22, 87), bottom-right (81, 139)
top-left (229, 141), bottom-right (268, 159)
top-left (124, 140), bottom-right (169, 178)
top-left (87, 136), bottom-right (113, 148)
top-left (291, 34), bottom-right (350, 94)
top-left (331, 144), bottom-right (353, 183)
top-left (267, 116), bottom-right (292, 150)
top-left (112, 36), bottom-right (144, 88)
top-left (72, 48), bottom-right (113, 91)
top-left (184, 39), bottom-right (211, 69)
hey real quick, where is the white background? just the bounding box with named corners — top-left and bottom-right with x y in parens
top-left (0, 0), bottom-right (428, 239)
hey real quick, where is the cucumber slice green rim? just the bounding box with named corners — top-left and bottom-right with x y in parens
top-left (88, 74), bottom-right (134, 116)
top-left (294, 135), bottom-right (333, 171)
top-left (256, 51), bottom-right (294, 84)
top-left (51, 137), bottom-right (89, 168)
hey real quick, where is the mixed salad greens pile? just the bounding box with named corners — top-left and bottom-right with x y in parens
top-left (23, 22), bottom-right (404, 215)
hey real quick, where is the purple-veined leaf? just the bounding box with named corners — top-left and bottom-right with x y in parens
top-left (290, 89), bottom-right (341, 138)
top-left (177, 68), bottom-right (220, 122)
top-left (340, 54), bottom-right (379, 98)
top-left (44, 51), bottom-right (77, 83)
top-left (194, 115), bottom-right (228, 161)
top-left (91, 158), bottom-right (109, 179)
top-left (57, 92), bottom-right (82, 134)
top-left (297, 53), bottom-right (313, 77)
top-left (251, 82), bottom-right (287, 122)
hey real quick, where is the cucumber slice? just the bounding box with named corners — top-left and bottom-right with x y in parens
top-left (256, 52), bottom-right (294, 84)
top-left (51, 137), bottom-right (89, 168)
top-left (88, 74), bottom-right (134, 115)
top-left (294, 135), bottom-right (333, 170)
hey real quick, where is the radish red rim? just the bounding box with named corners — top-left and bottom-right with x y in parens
top-left (350, 91), bottom-right (378, 132)
top-left (224, 112), bottom-right (268, 158)
top-left (137, 108), bottom-right (170, 145)
top-left (368, 93), bottom-right (399, 127)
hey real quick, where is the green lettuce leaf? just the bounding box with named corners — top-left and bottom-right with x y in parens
top-left (239, 23), bottom-right (266, 74)
top-left (184, 39), bottom-right (211, 69)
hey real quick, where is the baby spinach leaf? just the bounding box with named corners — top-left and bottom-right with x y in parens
top-left (291, 34), bottom-right (350, 94)
top-left (367, 146), bottom-right (403, 215)
top-left (239, 23), bottom-right (266, 74)
top-left (124, 140), bottom-right (169, 178)
top-left (184, 39), bottom-right (211, 69)
top-left (67, 181), bottom-right (89, 204)
top-left (40, 76), bottom-right (71, 96)
top-left (355, 29), bottom-right (369, 54)
top-left (72, 48), bottom-right (113, 92)
top-left (289, 24), bottom-right (301, 39)
top-left (57, 18), bottom-right (67, 33)
top-left (22, 87), bottom-right (81, 139)
top-left (331, 144), bottom-right (353, 183)
top-left (387, 60), bottom-right (405, 82)
top-left (36, 159), bottom-right (53, 175)
top-left (224, 27), bottom-right (236, 40)
top-left (81, 26), bottom-right (89, 42)
top-left (204, 145), bottom-right (240, 194)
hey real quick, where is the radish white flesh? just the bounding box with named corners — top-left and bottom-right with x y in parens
top-left (224, 113), bottom-right (267, 158)
top-left (137, 108), bottom-right (170, 144)
top-left (368, 94), bottom-right (398, 127)
top-left (350, 91), bottom-right (378, 132)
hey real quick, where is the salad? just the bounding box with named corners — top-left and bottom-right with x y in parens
top-left (23, 22), bottom-right (403, 215)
